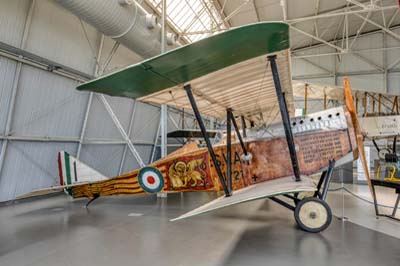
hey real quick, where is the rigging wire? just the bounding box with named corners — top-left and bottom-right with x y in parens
top-left (79, 18), bottom-right (99, 70)
top-left (10, 93), bottom-right (78, 134)
top-left (253, 59), bottom-right (269, 117)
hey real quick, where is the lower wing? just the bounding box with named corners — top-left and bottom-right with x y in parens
top-left (171, 176), bottom-right (316, 221)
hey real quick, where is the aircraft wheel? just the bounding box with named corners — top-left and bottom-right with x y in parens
top-left (294, 197), bottom-right (332, 233)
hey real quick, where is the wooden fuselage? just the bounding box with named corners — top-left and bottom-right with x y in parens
top-left (71, 107), bottom-right (357, 199)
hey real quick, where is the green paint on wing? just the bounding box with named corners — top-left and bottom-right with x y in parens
top-left (77, 22), bottom-right (290, 99)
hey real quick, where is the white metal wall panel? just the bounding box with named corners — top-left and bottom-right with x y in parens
top-left (167, 111), bottom-right (183, 146)
top-left (255, 0), bottom-right (284, 21)
top-left (222, 0), bottom-right (258, 25)
top-left (79, 144), bottom-right (124, 178)
top-left (388, 73), bottom-right (400, 95)
top-left (100, 38), bottom-right (143, 75)
top-left (337, 53), bottom-right (381, 73)
top-left (168, 110), bottom-right (198, 130)
top-left (386, 28), bottom-right (400, 72)
top-left (295, 77), bottom-right (336, 85)
top-left (294, 46), bottom-right (335, 67)
top-left (292, 58), bottom-right (331, 76)
top-left (167, 111), bottom-right (181, 132)
top-left (83, 95), bottom-right (131, 140)
top-left (0, 0), bottom-right (29, 47)
top-left (11, 65), bottom-right (88, 137)
top-left (130, 101), bottom-right (160, 143)
top-left (287, 0), bottom-right (315, 21)
top-left (0, 142), bottom-right (77, 201)
top-left (292, 46), bottom-right (335, 76)
top-left (106, 96), bottom-right (135, 132)
top-left (25, 0), bottom-right (99, 75)
top-left (337, 74), bottom-right (385, 93)
top-left (121, 145), bottom-right (152, 173)
top-left (350, 33), bottom-right (384, 68)
top-left (306, 55), bottom-right (335, 73)
top-left (0, 57), bottom-right (17, 133)
top-left (183, 116), bottom-right (197, 129)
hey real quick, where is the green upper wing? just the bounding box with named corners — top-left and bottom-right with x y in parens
top-left (77, 22), bottom-right (289, 98)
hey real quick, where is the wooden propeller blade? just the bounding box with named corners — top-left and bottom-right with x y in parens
top-left (343, 77), bottom-right (373, 197)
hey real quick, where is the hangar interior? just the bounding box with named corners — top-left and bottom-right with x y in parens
top-left (0, 0), bottom-right (400, 265)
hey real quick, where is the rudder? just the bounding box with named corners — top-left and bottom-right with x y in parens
top-left (58, 151), bottom-right (108, 186)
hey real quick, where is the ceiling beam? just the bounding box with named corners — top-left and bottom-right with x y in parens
top-left (142, 0), bottom-right (189, 44)
top-left (200, 0), bottom-right (222, 30)
top-left (388, 56), bottom-right (400, 70)
top-left (293, 24), bottom-right (400, 53)
top-left (292, 46), bottom-right (400, 59)
top-left (280, 0), bottom-right (287, 21)
top-left (290, 25), bottom-right (346, 53)
top-left (353, 12), bottom-right (400, 42)
top-left (388, 9), bottom-right (399, 28)
top-left (292, 68), bottom-right (400, 80)
top-left (349, 10), bottom-right (372, 49)
top-left (288, 4), bottom-right (398, 24)
top-left (309, 0), bottom-right (321, 46)
top-left (214, 0), bottom-right (231, 28)
top-left (221, 0), bottom-right (251, 25)
top-left (301, 58), bottom-right (333, 75)
top-left (252, 0), bottom-right (261, 22)
top-left (351, 52), bottom-right (384, 72)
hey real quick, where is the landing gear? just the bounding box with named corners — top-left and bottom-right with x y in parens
top-left (294, 197), bottom-right (332, 233)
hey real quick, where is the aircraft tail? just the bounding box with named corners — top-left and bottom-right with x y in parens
top-left (16, 152), bottom-right (109, 200)
top-left (58, 151), bottom-right (108, 186)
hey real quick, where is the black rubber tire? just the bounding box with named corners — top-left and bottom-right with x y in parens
top-left (294, 197), bottom-right (332, 233)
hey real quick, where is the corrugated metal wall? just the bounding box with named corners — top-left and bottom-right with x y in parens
top-left (0, 0), bottom-right (197, 201)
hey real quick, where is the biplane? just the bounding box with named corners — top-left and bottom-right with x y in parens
top-left (19, 22), bottom-right (368, 233)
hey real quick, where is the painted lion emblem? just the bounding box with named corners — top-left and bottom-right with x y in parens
top-left (168, 159), bottom-right (205, 188)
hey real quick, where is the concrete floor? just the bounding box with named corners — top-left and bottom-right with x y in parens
top-left (329, 183), bottom-right (400, 238)
top-left (0, 184), bottom-right (399, 266)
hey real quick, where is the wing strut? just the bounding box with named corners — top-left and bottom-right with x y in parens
top-left (226, 108), bottom-right (232, 192)
top-left (268, 55), bottom-right (301, 182)
top-left (184, 84), bottom-right (232, 196)
top-left (229, 111), bottom-right (249, 158)
top-left (240, 116), bottom-right (247, 138)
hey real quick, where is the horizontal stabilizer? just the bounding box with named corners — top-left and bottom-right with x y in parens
top-left (15, 183), bottom-right (90, 200)
top-left (171, 176), bottom-right (316, 221)
top-left (17, 152), bottom-right (110, 200)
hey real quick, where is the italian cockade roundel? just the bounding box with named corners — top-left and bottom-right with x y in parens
top-left (138, 167), bottom-right (164, 193)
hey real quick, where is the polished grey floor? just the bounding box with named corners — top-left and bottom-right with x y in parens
top-left (1, 188), bottom-right (399, 266)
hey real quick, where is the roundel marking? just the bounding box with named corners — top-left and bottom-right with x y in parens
top-left (138, 167), bottom-right (164, 193)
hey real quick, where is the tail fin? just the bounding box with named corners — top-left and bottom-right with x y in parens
top-left (16, 152), bottom-right (108, 200)
top-left (58, 151), bottom-right (108, 186)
